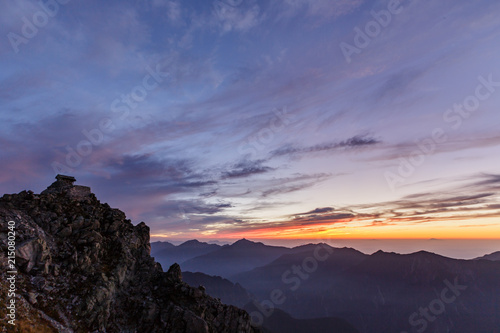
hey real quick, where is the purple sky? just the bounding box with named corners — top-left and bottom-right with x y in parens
top-left (1, 0), bottom-right (500, 241)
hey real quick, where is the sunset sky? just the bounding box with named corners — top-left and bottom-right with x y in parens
top-left (1, 0), bottom-right (500, 243)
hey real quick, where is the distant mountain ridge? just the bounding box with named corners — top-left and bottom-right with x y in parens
top-left (150, 240), bottom-right (175, 253)
top-left (182, 270), bottom-right (360, 333)
top-left (150, 238), bottom-right (500, 333)
top-left (475, 250), bottom-right (500, 261)
top-left (151, 239), bottom-right (221, 270)
top-left (182, 239), bottom-right (307, 278)
top-left (234, 247), bottom-right (500, 333)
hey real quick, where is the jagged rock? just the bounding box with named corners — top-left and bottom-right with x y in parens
top-left (27, 292), bottom-right (38, 305)
top-left (0, 176), bottom-right (260, 333)
top-left (15, 238), bottom-right (49, 273)
top-left (167, 263), bottom-right (183, 282)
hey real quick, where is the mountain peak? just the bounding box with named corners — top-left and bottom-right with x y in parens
top-left (412, 250), bottom-right (435, 256)
top-left (371, 249), bottom-right (400, 257)
top-left (235, 238), bottom-right (252, 243)
top-left (0, 180), bottom-right (257, 332)
top-left (179, 239), bottom-right (220, 249)
top-left (180, 239), bottom-right (203, 246)
top-left (232, 238), bottom-right (261, 247)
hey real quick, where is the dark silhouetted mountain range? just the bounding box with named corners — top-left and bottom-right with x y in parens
top-left (152, 238), bottom-right (500, 333)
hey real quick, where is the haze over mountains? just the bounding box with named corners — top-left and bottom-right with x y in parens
top-left (152, 239), bottom-right (500, 333)
top-left (152, 239), bottom-right (221, 268)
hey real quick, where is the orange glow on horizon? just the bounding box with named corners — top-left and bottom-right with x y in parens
top-left (149, 216), bottom-right (500, 241)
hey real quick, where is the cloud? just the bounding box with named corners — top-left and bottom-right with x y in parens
top-left (349, 177), bottom-right (500, 224)
top-left (0, 110), bottom-right (111, 192)
top-left (295, 213), bottom-right (356, 224)
top-left (0, 70), bottom-right (50, 101)
top-left (2, 0), bottom-right (500, 241)
top-left (151, 0), bottom-right (183, 23)
top-left (260, 173), bottom-right (331, 198)
top-left (212, 1), bottom-right (262, 33)
top-left (371, 134), bottom-right (500, 163)
top-left (285, 207), bottom-right (356, 225)
top-left (470, 173), bottom-right (500, 189)
top-left (154, 199), bottom-right (232, 218)
top-left (366, 220), bottom-right (396, 227)
top-left (234, 173), bottom-right (500, 232)
top-left (221, 159), bottom-right (274, 179)
top-left (373, 67), bottom-right (427, 102)
top-left (278, 0), bottom-right (364, 19)
top-left (261, 183), bottom-right (313, 198)
top-left (298, 207), bottom-right (335, 215)
top-left (99, 153), bottom-right (218, 194)
top-left (270, 135), bottom-right (381, 157)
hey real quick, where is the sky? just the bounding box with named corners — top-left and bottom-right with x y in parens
top-left (1, 0), bottom-right (500, 245)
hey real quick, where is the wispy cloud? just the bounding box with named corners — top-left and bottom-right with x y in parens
top-left (278, 0), bottom-right (364, 19)
top-left (212, 1), bottom-right (262, 33)
top-left (370, 134), bottom-right (500, 162)
top-left (212, 173), bottom-right (500, 234)
top-left (2, 0), bottom-right (500, 240)
top-left (270, 135), bottom-right (381, 158)
top-left (221, 159), bottom-right (274, 178)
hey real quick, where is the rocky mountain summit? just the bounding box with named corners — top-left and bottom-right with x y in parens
top-left (0, 175), bottom-right (259, 333)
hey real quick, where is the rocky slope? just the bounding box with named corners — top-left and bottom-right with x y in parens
top-left (0, 176), bottom-right (259, 333)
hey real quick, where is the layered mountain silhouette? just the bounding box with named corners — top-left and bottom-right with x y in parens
top-left (182, 271), bottom-right (360, 333)
top-left (152, 239), bottom-right (221, 270)
top-left (181, 239), bottom-right (293, 278)
top-left (243, 304), bottom-right (360, 333)
top-left (153, 238), bottom-right (500, 333)
top-left (150, 240), bottom-right (175, 253)
top-left (233, 245), bottom-right (500, 333)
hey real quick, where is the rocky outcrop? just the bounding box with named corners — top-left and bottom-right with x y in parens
top-left (41, 174), bottom-right (92, 200)
top-left (0, 177), bottom-right (259, 333)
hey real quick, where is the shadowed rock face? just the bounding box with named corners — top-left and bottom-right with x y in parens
top-left (0, 180), bottom-right (259, 333)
